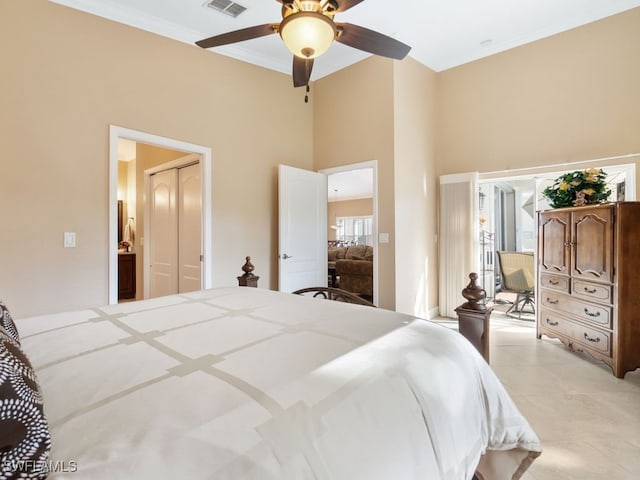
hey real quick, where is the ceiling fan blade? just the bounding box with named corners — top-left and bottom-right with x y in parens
top-left (293, 56), bottom-right (314, 87)
top-left (196, 24), bottom-right (278, 49)
top-left (335, 0), bottom-right (365, 12)
top-left (335, 23), bottom-right (411, 60)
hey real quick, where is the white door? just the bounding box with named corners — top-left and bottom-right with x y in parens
top-left (278, 165), bottom-right (328, 292)
top-left (178, 163), bottom-right (202, 293)
top-left (149, 169), bottom-right (178, 298)
top-left (148, 162), bottom-right (202, 298)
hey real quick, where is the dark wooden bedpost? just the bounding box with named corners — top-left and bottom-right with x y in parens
top-left (455, 272), bottom-right (492, 363)
top-left (237, 256), bottom-right (259, 287)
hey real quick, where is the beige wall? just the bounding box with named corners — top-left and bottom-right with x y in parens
top-left (3, 1), bottom-right (637, 319)
top-left (0, 0), bottom-right (312, 317)
top-left (393, 58), bottom-right (439, 318)
top-left (327, 198), bottom-right (374, 241)
top-left (436, 8), bottom-right (640, 182)
top-left (117, 161), bottom-right (129, 203)
top-left (118, 161), bottom-right (137, 226)
top-left (126, 161), bottom-right (137, 244)
top-left (314, 57), bottom-right (397, 310)
top-left (314, 56), bottom-right (440, 315)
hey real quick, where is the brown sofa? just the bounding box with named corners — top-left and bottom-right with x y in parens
top-left (328, 245), bottom-right (373, 298)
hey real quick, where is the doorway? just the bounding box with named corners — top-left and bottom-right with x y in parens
top-left (477, 162), bottom-right (635, 301)
top-left (321, 161), bottom-right (378, 306)
top-left (108, 126), bottom-right (213, 305)
top-left (439, 158), bottom-right (636, 317)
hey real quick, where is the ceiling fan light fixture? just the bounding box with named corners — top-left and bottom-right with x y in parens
top-left (280, 12), bottom-right (336, 59)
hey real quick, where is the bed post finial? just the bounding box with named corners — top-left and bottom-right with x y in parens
top-left (460, 272), bottom-right (486, 311)
top-left (242, 256), bottom-right (255, 276)
top-left (238, 256), bottom-right (259, 287)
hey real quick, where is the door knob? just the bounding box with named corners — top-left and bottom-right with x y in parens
top-left (281, 253), bottom-right (293, 260)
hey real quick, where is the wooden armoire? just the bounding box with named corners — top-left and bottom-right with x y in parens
top-left (537, 202), bottom-right (640, 378)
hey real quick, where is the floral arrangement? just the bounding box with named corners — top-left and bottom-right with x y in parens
top-left (542, 168), bottom-right (611, 208)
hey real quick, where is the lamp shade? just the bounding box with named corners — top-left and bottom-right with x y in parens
top-left (280, 12), bottom-right (336, 59)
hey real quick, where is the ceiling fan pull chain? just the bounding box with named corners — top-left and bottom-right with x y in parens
top-left (304, 84), bottom-right (310, 103)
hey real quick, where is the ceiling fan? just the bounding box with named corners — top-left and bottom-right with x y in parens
top-left (196, 0), bottom-right (411, 89)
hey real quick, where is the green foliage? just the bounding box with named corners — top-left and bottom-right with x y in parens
top-left (542, 169), bottom-right (611, 208)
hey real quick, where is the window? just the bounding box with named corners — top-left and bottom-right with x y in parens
top-left (336, 216), bottom-right (373, 245)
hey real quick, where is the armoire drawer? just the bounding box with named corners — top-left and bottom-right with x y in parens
top-left (540, 292), bottom-right (612, 328)
top-left (539, 309), bottom-right (612, 356)
top-left (571, 279), bottom-right (613, 304)
top-left (540, 273), bottom-right (569, 293)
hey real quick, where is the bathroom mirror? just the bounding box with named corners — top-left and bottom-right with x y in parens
top-left (117, 200), bottom-right (123, 243)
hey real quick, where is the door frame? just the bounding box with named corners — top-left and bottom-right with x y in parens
top-left (108, 125), bottom-right (213, 304)
top-left (319, 160), bottom-right (379, 307)
top-left (144, 154), bottom-right (201, 299)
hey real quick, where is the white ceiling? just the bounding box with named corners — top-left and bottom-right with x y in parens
top-left (51, 0), bottom-right (640, 80)
top-left (328, 168), bottom-right (372, 202)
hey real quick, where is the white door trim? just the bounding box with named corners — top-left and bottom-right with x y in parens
top-left (319, 160), bottom-right (378, 307)
top-left (108, 125), bottom-right (213, 304)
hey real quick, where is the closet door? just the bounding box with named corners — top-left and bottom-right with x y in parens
top-left (178, 163), bottom-right (202, 293)
top-left (149, 169), bottom-right (178, 298)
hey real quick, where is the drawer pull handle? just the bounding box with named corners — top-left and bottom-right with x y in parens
top-left (549, 280), bottom-right (559, 286)
top-left (584, 333), bottom-right (601, 343)
top-left (546, 298), bottom-right (559, 305)
top-left (583, 287), bottom-right (597, 294)
top-left (546, 318), bottom-right (559, 326)
top-left (584, 308), bottom-right (601, 318)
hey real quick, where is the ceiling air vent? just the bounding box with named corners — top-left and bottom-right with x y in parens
top-left (204, 0), bottom-right (247, 18)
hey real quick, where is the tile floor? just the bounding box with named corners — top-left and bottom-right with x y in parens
top-left (435, 307), bottom-right (640, 480)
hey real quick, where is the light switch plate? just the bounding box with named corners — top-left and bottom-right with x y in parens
top-left (379, 233), bottom-right (389, 243)
top-left (64, 232), bottom-right (76, 248)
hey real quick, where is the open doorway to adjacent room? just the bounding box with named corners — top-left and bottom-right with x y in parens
top-left (477, 163), bottom-right (634, 306)
top-left (108, 126), bottom-right (213, 305)
top-left (321, 161), bottom-right (378, 306)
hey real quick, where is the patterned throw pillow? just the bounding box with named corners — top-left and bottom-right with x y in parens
top-left (0, 302), bottom-right (20, 345)
top-left (0, 331), bottom-right (51, 479)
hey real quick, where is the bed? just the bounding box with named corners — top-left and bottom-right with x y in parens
top-left (2, 287), bottom-right (541, 479)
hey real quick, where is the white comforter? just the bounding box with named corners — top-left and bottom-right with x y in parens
top-left (18, 287), bottom-right (540, 479)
